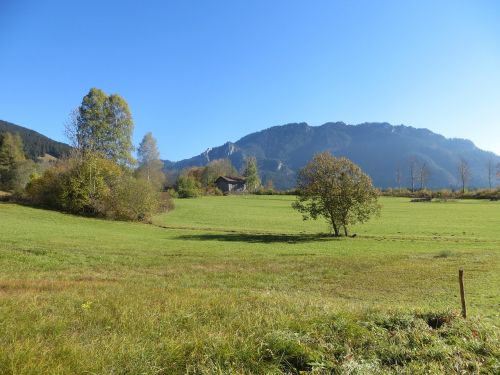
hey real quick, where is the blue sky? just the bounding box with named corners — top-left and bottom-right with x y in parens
top-left (1, 0), bottom-right (499, 160)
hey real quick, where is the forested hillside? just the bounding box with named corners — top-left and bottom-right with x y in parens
top-left (0, 119), bottom-right (71, 159)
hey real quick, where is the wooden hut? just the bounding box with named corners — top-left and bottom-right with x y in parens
top-left (215, 176), bottom-right (246, 193)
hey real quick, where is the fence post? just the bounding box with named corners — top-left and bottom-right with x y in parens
top-left (459, 269), bottom-right (466, 318)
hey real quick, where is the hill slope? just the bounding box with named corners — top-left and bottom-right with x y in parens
top-left (165, 122), bottom-right (500, 189)
top-left (0, 119), bottom-right (71, 159)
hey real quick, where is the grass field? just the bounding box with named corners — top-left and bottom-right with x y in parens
top-left (0, 196), bottom-right (499, 373)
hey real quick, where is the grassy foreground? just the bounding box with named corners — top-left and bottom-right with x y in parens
top-left (0, 196), bottom-right (499, 374)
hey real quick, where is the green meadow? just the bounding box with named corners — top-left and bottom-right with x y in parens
top-left (0, 196), bottom-right (499, 374)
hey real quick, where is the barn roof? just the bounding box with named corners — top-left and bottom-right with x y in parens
top-left (216, 176), bottom-right (246, 183)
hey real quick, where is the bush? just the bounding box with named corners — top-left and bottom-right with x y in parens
top-left (166, 188), bottom-right (178, 199)
top-left (382, 188), bottom-right (500, 200)
top-left (177, 174), bottom-right (202, 198)
top-left (104, 175), bottom-right (160, 221)
top-left (205, 186), bottom-right (223, 196)
top-left (26, 161), bottom-right (69, 208)
top-left (159, 191), bottom-right (175, 212)
top-left (26, 154), bottom-right (168, 221)
top-left (59, 155), bottom-right (123, 215)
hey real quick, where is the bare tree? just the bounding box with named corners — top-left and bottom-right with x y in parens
top-left (458, 158), bottom-right (471, 193)
top-left (395, 164), bottom-right (402, 190)
top-left (64, 108), bottom-right (79, 148)
top-left (418, 161), bottom-right (431, 190)
top-left (486, 159), bottom-right (494, 189)
top-left (408, 157), bottom-right (418, 192)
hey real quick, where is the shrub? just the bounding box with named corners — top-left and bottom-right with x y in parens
top-left (26, 161), bottom-right (70, 208)
top-left (104, 175), bottom-right (160, 221)
top-left (26, 154), bottom-right (168, 221)
top-left (59, 155), bottom-right (123, 215)
top-left (166, 187), bottom-right (178, 199)
top-left (205, 186), bottom-right (223, 196)
top-left (177, 174), bottom-right (202, 198)
top-left (159, 191), bottom-right (175, 212)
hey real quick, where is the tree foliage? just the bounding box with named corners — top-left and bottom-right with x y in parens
top-left (203, 159), bottom-right (237, 188)
top-left (105, 175), bottom-right (160, 221)
top-left (136, 132), bottom-right (165, 190)
top-left (72, 88), bottom-right (134, 165)
top-left (174, 160), bottom-right (237, 197)
top-left (22, 88), bottom-right (171, 221)
top-left (0, 132), bottom-right (36, 192)
top-left (27, 154), bottom-right (118, 214)
top-left (25, 161), bottom-right (69, 208)
top-left (60, 154), bottom-right (123, 215)
top-left (243, 156), bottom-right (261, 192)
top-left (26, 153), bottom-right (164, 221)
top-left (293, 152), bottom-right (380, 237)
top-left (177, 171), bottom-right (202, 198)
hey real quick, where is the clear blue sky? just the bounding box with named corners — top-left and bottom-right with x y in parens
top-left (1, 0), bottom-right (499, 160)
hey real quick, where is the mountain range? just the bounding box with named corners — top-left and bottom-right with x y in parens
top-left (164, 122), bottom-right (500, 190)
top-left (2, 119), bottom-right (498, 190)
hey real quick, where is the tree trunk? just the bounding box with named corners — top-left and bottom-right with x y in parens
top-left (328, 210), bottom-right (340, 237)
top-left (331, 221), bottom-right (339, 237)
top-left (343, 225), bottom-right (349, 237)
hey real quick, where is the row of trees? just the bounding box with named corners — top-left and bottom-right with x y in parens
top-left (1, 88), bottom-right (170, 221)
top-left (395, 157), bottom-right (500, 193)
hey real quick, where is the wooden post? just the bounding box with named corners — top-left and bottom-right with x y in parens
top-left (459, 269), bottom-right (466, 318)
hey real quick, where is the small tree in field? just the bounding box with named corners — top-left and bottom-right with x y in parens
top-left (293, 152), bottom-right (380, 237)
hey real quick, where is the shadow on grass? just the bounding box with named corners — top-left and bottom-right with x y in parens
top-left (176, 232), bottom-right (337, 244)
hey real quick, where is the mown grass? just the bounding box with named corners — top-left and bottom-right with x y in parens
top-left (0, 196), bottom-right (499, 374)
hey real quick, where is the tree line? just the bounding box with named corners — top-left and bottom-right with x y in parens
top-left (0, 88), bottom-right (170, 221)
top-left (395, 156), bottom-right (500, 193)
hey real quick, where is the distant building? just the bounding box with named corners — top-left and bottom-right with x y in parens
top-left (215, 176), bottom-right (246, 193)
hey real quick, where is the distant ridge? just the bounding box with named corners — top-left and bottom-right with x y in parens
top-left (0, 119), bottom-right (71, 159)
top-left (164, 122), bottom-right (500, 189)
